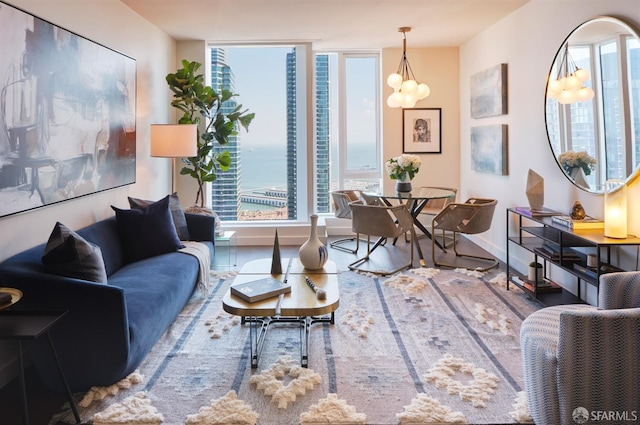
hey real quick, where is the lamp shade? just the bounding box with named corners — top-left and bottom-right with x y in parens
top-left (604, 179), bottom-right (627, 238)
top-left (150, 124), bottom-right (197, 158)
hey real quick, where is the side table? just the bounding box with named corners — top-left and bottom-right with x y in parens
top-left (213, 230), bottom-right (237, 270)
top-left (0, 311), bottom-right (80, 424)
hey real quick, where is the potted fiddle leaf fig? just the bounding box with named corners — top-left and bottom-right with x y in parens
top-left (166, 59), bottom-right (254, 209)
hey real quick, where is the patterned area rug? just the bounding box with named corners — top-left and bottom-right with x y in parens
top-left (50, 267), bottom-right (540, 425)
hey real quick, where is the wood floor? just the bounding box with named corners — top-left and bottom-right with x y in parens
top-left (0, 233), bottom-right (499, 425)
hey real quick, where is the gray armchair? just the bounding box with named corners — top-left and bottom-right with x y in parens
top-left (520, 271), bottom-right (640, 425)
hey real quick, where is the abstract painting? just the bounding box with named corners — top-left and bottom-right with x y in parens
top-left (402, 108), bottom-right (441, 154)
top-left (0, 1), bottom-right (136, 218)
top-left (470, 125), bottom-right (508, 175)
top-left (470, 64), bottom-right (508, 118)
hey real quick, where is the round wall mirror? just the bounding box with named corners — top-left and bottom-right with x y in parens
top-left (545, 16), bottom-right (640, 193)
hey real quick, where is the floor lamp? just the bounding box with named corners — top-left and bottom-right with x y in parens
top-left (150, 124), bottom-right (197, 193)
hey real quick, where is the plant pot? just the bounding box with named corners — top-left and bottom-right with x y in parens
top-left (528, 265), bottom-right (543, 283)
top-left (396, 177), bottom-right (412, 193)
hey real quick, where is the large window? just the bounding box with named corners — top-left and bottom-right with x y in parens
top-left (207, 45), bottom-right (381, 222)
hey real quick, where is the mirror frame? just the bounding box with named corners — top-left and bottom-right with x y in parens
top-left (545, 16), bottom-right (640, 194)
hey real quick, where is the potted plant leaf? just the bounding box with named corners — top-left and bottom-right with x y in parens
top-left (165, 59), bottom-right (254, 210)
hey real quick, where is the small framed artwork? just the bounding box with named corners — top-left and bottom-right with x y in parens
top-left (403, 108), bottom-right (442, 154)
top-left (470, 124), bottom-right (508, 175)
top-left (470, 63), bottom-right (508, 118)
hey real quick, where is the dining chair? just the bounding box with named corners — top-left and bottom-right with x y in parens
top-left (417, 186), bottom-right (457, 247)
top-left (329, 190), bottom-right (363, 254)
top-left (431, 197), bottom-right (498, 271)
top-left (348, 203), bottom-right (416, 275)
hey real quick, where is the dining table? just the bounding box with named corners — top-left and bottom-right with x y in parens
top-left (363, 187), bottom-right (457, 266)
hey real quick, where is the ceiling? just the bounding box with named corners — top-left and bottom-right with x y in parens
top-left (120, 0), bottom-right (531, 50)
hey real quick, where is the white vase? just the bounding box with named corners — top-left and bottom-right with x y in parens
top-left (299, 214), bottom-right (328, 270)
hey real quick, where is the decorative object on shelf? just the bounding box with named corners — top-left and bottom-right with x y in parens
top-left (150, 124), bottom-right (198, 193)
top-left (386, 27), bottom-right (430, 109)
top-left (525, 169), bottom-right (544, 211)
top-left (165, 60), bottom-right (255, 208)
top-left (546, 43), bottom-right (595, 104)
top-left (586, 254), bottom-right (598, 268)
top-left (402, 108), bottom-right (442, 154)
top-left (299, 215), bottom-right (328, 270)
top-left (558, 151), bottom-right (596, 177)
top-left (569, 201), bottom-right (586, 220)
top-left (604, 179), bottom-right (627, 238)
top-left (385, 154), bottom-right (421, 193)
top-left (271, 230), bottom-right (282, 275)
top-left (527, 262), bottom-right (543, 283)
top-left (470, 63), bottom-right (508, 118)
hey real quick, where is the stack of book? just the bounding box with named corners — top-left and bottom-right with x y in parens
top-left (534, 243), bottom-right (582, 263)
top-left (572, 262), bottom-right (623, 280)
top-left (512, 275), bottom-right (562, 293)
top-left (230, 277), bottom-right (291, 303)
top-left (551, 215), bottom-right (604, 229)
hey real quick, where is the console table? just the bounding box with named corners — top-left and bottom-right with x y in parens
top-left (506, 207), bottom-right (640, 306)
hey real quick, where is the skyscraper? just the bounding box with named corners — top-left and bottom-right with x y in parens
top-left (315, 54), bottom-right (331, 213)
top-left (286, 50), bottom-right (331, 217)
top-left (210, 48), bottom-right (241, 220)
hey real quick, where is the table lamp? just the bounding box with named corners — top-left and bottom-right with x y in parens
top-left (150, 124), bottom-right (197, 192)
top-left (604, 179), bottom-right (627, 238)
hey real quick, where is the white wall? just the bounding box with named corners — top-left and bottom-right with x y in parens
top-left (0, 0), bottom-right (176, 263)
top-left (382, 47), bottom-right (460, 193)
top-left (0, 0), bottom-right (176, 385)
top-left (460, 0), bottom-right (640, 303)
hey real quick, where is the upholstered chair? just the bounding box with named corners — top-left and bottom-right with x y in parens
top-left (520, 271), bottom-right (640, 425)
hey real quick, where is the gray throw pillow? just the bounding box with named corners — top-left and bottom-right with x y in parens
top-left (42, 222), bottom-right (108, 284)
top-left (128, 192), bottom-right (190, 240)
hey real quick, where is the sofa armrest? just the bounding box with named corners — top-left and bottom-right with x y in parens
top-left (0, 264), bottom-right (130, 390)
top-left (598, 271), bottom-right (640, 309)
top-left (185, 212), bottom-right (216, 242)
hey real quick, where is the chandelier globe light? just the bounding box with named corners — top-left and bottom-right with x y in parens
top-left (547, 43), bottom-right (595, 105)
top-left (386, 27), bottom-right (430, 108)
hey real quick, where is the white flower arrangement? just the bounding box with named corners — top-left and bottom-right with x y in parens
top-left (557, 151), bottom-right (596, 176)
top-left (385, 154), bottom-right (421, 181)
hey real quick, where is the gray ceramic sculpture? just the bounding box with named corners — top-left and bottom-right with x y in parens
top-left (526, 169), bottom-right (544, 211)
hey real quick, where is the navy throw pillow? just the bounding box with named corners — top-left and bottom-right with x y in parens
top-left (128, 192), bottom-right (190, 240)
top-left (111, 195), bottom-right (184, 263)
top-left (42, 222), bottom-right (108, 284)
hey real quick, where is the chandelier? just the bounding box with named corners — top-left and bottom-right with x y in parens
top-left (547, 43), bottom-right (595, 104)
top-left (386, 27), bottom-right (430, 108)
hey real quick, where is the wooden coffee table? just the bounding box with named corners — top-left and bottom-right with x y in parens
top-left (222, 258), bottom-right (339, 368)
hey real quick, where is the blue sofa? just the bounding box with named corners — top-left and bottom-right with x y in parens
top-left (0, 213), bottom-right (215, 392)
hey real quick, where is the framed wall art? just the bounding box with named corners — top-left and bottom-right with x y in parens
top-left (470, 63), bottom-right (508, 118)
top-left (403, 108), bottom-right (441, 154)
top-left (470, 125), bottom-right (508, 175)
top-left (0, 1), bottom-right (136, 218)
